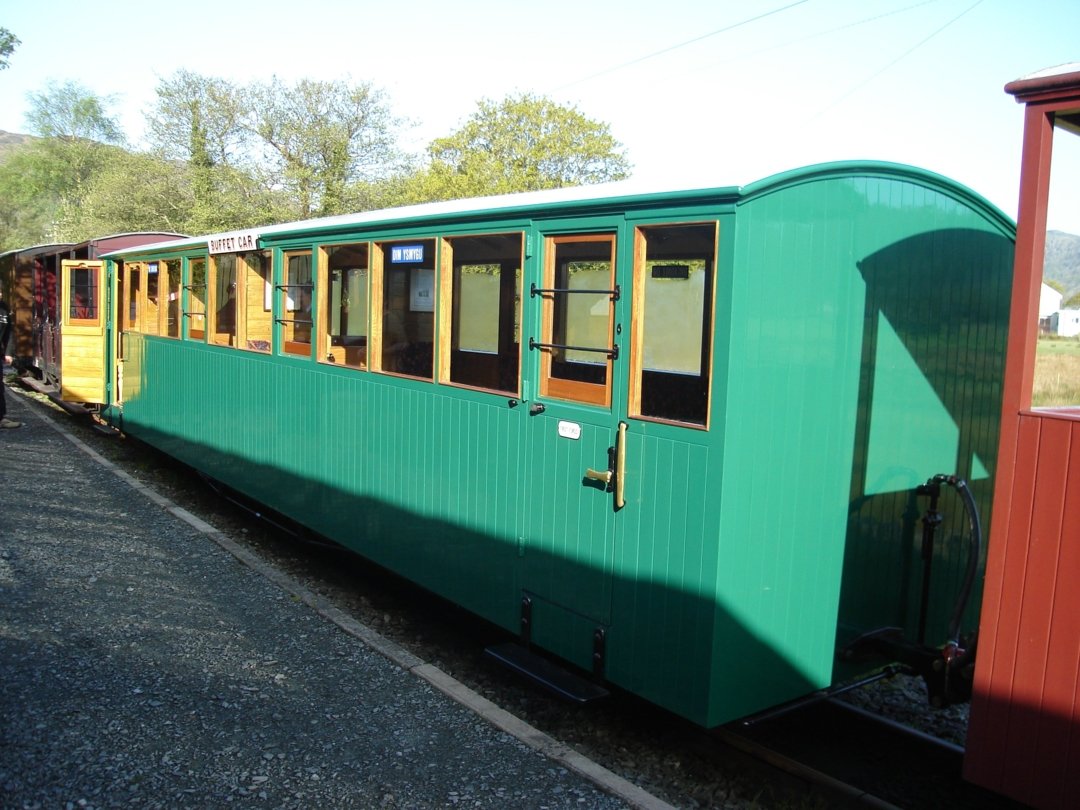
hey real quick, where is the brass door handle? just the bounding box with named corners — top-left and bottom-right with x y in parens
top-left (614, 421), bottom-right (626, 509)
top-left (585, 468), bottom-right (613, 485)
top-left (584, 421), bottom-right (627, 509)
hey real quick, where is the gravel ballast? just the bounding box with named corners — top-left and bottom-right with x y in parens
top-left (0, 387), bottom-right (646, 810)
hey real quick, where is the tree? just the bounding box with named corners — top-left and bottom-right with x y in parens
top-left (52, 148), bottom-right (281, 243)
top-left (0, 82), bottom-right (130, 246)
top-left (23, 81), bottom-right (127, 203)
top-left (146, 70), bottom-right (249, 167)
top-left (0, 27), bottom-right (18, 70)
top-left (25, 80), bottom-right (126, 145)
top-left (53, 150), bottom-right (193, 241)
top-left (145, 72), bottom-right (404, 223)
top-left (145, 70), bottom-right (259, 233)
top-left (403, 93), bottom-right (631, 204)
top-left (0, 144), bottom-right (65, 248)
top-left (250, 76), bottom-right (403, 219)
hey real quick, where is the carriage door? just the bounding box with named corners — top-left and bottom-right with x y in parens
top-left (522, 230), bottom-right (626, 661)
top-left (59, 259), bottom-right (107, 403)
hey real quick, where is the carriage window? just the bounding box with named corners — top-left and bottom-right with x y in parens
top-left (537, 234), bottom-right (616, 407)
top-left (185, 257), bottom-right (207, 340)
top-left (125, 264), bottom-right (142, 331)
top-left (69, 265), bottom-right (99, 323)
top-left (442, 233), bottom-right (521, 394)
top-left (210, 254), bottom-right (238, 347)
top-left (145, 262), bottom-right (161, 336)
top-left (375, 239), bottom-right (435, 379)
top-left (321, 243), bottom-right (368, 369)
top-left (630, 223), bottom-right (716, 426)
top-left (162, 260), bottom-right (181, 338)
top-left (242, 251), bottom-right (272, 352)
top-left (280, 250), bottom-right (313, 357)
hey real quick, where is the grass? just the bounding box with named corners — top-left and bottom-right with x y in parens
top-left (1033, 337), bottom-right (1080, 407)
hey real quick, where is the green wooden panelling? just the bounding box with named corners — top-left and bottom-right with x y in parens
top-left (609, 427), bottom-right (719, 723)
top-left (108, 162), bottom-right (1014, 728)
top-left (124, 342), bottom-right (528, 628)
top-left (522, 404), bottom-right (617, 631)
top-left (722, 169), bottom-right (1013, 718)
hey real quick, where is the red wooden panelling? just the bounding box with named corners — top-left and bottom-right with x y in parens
top-left (966, 415), bottom-right (1040, 782)
top-left (1005, 415), bottom-right (1072, 803)
top-left (966, 412), bottom-right (1080, 809)
top-left (1035, 423), bottom-right (1080, 810)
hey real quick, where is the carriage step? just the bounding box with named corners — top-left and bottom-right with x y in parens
top-left (484, 642), bottom-right (609, 703)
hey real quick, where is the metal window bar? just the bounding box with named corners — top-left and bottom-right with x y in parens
top-left (275, 282), bottom-right (314, 326)
top-left (529, 337), bottom-right (619, 360)
top-left (530, 282), bottom-right (620, 301)
top-left (181, 283), bottom-right (207, 320)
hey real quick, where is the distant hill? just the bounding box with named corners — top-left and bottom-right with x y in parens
top-left (0, 129), bottom-right (33, 154)
top-left (1045, 230), bottom-right (1080, 299)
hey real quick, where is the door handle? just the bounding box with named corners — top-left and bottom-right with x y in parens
top-left (614, 421), bottom-right (626, 509)
top-left (583, 421), bottom-right (627, 510)
top-left (585, 467), bottom-right (612, 485)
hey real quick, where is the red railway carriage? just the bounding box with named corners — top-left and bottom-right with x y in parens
top-left (0, 241), bottom-right (73, 365)
top-left (964, 63), bottom-right (1080, 810)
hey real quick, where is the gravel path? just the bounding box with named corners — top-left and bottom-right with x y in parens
top-left (0, 385), bottom-right (649, 810)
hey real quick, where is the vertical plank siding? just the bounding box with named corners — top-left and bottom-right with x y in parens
top-left (965, 411), bottom-right (1080, 809)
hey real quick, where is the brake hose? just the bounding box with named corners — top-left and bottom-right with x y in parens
top-left (930, 474), bottom-right (983, 650)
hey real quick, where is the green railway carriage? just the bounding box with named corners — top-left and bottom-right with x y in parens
top-left (77, 161), bottom-right (1013, 727)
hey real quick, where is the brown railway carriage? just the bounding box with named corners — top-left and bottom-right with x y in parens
top-left (0, 232), bottom-right (184, 390)
top-left (0, 241), bottom-right (73, 366)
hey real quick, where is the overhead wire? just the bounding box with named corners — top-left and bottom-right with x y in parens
top-left (811, 0), bottom-right (986, 120)
top-left (693, 0), bottom-right (946, 72)
top-left (550, 0), bottom-right (810, 92)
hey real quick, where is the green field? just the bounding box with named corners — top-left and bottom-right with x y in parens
top-left (1034, 338), bottom-right (1080, 406)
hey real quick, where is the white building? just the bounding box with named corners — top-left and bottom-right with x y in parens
top-left (1050, 309), bottom-right (1080, 338)
top-left (1041, 282), bottom-right (1064, 318)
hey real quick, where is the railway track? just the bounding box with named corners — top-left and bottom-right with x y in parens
top-left (715, 699), bottom-right (1018, 809)
top-left (17, 386), bottom-right (1028, 809)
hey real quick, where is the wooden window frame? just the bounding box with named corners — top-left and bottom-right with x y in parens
top-left (239, 250), bottom-right (272, 353)
top-left (437, 231), bottom-right (524, 396)
top-left (317, 240), bottom-right (370, 370)
top-left (279, 249), bottom-right (314, 358)
top-left (538, 233), bottom-right (616, 408)
top-left (371, 238), bottom-right (436, 381)
top-left (123, 262), bottom-right (144, 333)
top-left (161, 259), bottom-right (182, 339)
top-left (627, 221), bottom-right (719, 430)
top-left (65, 261), bottom-right (103, 327)
top-left (144, 261), bottom-right (163, 337)
top-left (208, 253), bottom-right (241, 348)
top-left (184, 256), bottom-right (208, 342)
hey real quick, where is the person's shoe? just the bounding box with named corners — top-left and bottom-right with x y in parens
top-left (0, 417), bottom-right (21, 428)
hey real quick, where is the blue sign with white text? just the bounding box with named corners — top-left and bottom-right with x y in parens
top-left (391, 244), bottom-right (425, 263)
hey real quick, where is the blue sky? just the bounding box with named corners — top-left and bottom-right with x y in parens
top-left (1, 0), bottom-right (1078, 230)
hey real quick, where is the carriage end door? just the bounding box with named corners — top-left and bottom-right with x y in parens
top-left (59, 259), bottom-right (108, 404)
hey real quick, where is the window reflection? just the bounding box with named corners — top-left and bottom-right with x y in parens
top-left (448, 233), bottom-right (521, 393)
top-left (379, 239), bottom-right (435, 379)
